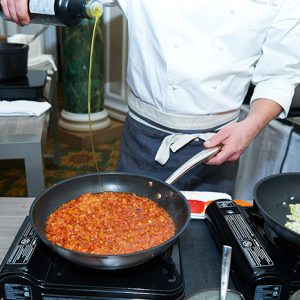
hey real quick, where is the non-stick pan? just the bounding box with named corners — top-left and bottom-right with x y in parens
top-left (30, 147), bottom-right (220, 270)
top-left (253, 172), bottom-right (300, 249)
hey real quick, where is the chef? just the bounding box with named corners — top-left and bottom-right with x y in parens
top-left (3, 0), bottom-right (300, 195)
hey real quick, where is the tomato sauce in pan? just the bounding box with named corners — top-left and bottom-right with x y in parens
top-left (45, 192), bottom-right (175, 255)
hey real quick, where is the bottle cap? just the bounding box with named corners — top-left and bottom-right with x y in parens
top-left (85, 0), bottom-right (103, 18)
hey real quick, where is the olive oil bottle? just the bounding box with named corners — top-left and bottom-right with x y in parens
top-left (0, 0), bottom-right (103, 27)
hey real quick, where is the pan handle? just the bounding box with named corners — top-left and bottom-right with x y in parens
top-left (165, 146), bottom-right (221, 185)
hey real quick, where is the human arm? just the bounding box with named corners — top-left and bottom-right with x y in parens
top-left (204, 0), bottom-right (300, 165)
top-left (203, 98), bottom-right (283, 165)
top-left (0, 0), bottom-right (118, 26)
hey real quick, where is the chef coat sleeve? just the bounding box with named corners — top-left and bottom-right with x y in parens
top-left (250, 1), bottom-right (300, 119)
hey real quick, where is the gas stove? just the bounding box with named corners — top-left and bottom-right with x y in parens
top-left (206, 199), bottom-right (300, 300)
top-left (0, 217), bottom-right (184, 300)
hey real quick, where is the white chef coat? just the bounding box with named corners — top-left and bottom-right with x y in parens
top-left (101, 0), bottom-right (300, 119)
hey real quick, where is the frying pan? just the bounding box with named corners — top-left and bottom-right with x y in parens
top-left (253, 172), bottom-right (300, 249)
top-left (30, 146), bottom-right (220, 270)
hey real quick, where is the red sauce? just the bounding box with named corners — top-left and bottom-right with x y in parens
top-left (45, 192), bottom-right (175, 255)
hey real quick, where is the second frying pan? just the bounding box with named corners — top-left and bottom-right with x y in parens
top-left (254, 172), bottom-right (300, 249)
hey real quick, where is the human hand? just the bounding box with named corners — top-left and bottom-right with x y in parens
top-left (203, 119), bottom-right (259, 165)
top-left (0, 0), bottom-right (30, 26)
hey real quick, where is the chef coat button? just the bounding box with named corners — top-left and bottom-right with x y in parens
top-left (172, 85), bottom-right (178, 90)
top-left (230, 9), bottom-right (235, 13)
top-left (174, 43), bottom-right (180, 48)
top-left (218, 46), bottom-right (223, 51)
top-left (212, 85), bottom-right (218, 89)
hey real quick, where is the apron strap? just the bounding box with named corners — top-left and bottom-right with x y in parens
top-left (128, 90), bottom-right (240, 131)
top-left (155, 132), bottom-right (215, 165)
top-left (128, 91), bottom-right (239, 165)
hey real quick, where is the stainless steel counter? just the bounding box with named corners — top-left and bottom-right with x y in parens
top-left (0, 197), bottom-right (34, 262)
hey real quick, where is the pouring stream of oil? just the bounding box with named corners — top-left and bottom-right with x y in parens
top-left (87, 6), bottom-right (104, 191)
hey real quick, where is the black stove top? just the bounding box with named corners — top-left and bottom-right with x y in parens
top-left (206, 199), bottom-right (300, 300)
top-left (0, 217), bottom-right (184, 300)
top-left (0, 70), bottom-right (47, 100)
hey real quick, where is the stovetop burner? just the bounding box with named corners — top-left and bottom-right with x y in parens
top-left (206, 199), bottom-right (300, 300)
top-left (250, 211), bottom-right (300, 282)
top-left (0, 217), bottom-right (184, 299)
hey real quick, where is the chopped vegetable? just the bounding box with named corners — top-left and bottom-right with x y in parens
top-left (188, 200), bottom-right (205, 214)
top-left (285, 204), bottom-right (300, 234)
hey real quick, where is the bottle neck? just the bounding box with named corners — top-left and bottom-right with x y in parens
top-left (84, 0), bottom-right (103, 19)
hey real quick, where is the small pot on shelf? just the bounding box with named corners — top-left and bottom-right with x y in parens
top-left (0, 42), bottom-right (29, 79)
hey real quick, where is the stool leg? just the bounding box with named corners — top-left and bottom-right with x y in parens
top-left (24, 142), bottom-right (45, 197)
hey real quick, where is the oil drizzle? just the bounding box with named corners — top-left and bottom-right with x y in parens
top-left (87, 8), bottom-right (103, 191)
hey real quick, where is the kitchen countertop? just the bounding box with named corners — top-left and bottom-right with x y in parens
top-left (0, 197), bottom-right (225, 298)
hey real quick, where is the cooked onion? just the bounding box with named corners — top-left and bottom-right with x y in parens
top-left (285, 204), bottom-right (300, 234)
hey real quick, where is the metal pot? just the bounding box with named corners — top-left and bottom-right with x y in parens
top-left (29, 147), bottom-right (220, 270)
top-left (0, 43), bottom-right (28, 79)
top-left (253, 172), bottom-right (300, 249)
top-left (185, 289), bottom-right (245, 300)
